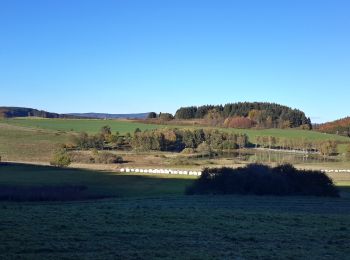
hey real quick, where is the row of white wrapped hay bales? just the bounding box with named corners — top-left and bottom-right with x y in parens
top-left (321, 169), bottom-right (350, 173)
top-left (118, 168), bottom-right (202, 176)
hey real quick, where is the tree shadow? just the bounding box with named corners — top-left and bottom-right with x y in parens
top-left (0, 162), bottom-right (194, 201)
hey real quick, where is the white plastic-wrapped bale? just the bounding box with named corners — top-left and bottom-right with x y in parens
top-left (126, 168), bottom-right (130, 173)
top-left (120, 168), bottom-right (125, 172)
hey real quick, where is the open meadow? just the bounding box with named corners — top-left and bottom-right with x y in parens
top-left (1, 118), bottom-right (350, 170)
top-left (0, 163), bottom-right (349, 259)
top-left (1, 118), bottom-right (350, 258)
top-left (3, 118), bottom-right (350, 143)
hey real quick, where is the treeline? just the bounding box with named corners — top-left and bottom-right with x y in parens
top-left (0, 107), bottom-right (77, 119)
top-left (173, 102), bottom-right (311, 129)
top-left (65, 125), bottom-right (339, 156)
top-left (133, 128), bottom-right (248, 152)
top-left (316, 117), bottom-right (350, 137)
top-left (67, 126), bottom-right (249, 153)
top-left (255, 136), bottom-right (338, 156)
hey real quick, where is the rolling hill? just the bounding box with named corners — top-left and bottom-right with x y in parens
top-left (68, 112), bottom-right (149, 119)
top-left (316, 117), bottom-right (350, 137)
top-left (0, 107), bottom-right (150, 120)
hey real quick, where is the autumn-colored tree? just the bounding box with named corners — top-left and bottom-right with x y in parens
top-left (50, 148), bottom-right (71, 167)
top-left (224, 116), bottom-right (255, 129)
top-left (319, 141), bottom-right (337, 156)
top-left (204, 108), bottom-right (224, 126)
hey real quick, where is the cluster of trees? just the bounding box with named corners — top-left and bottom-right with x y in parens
top-left (255, 136), bottom-right (338, 156)
top-left (147, 112), bottom-right (174, 121)
top-left (65, 125), bottom-right (340, 157)
top-left (186, 164), bottom-right (339, 197)
top-left (132, 128), bottom-right (249, 152)
top-left (68, 126), bottom-right (249, 153)
top-left (174, 102), bottom-right (311, 129)
top-left (69, 126), bottom-right (132, 150)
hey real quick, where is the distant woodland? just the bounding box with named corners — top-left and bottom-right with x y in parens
top-left (0, 107), bottom-right (74, 119)
top-left (150, 102), bottom-right (312, 129)
top-left (316, 117), bottom-right (350, 137)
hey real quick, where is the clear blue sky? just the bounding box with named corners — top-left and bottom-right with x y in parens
top-left (0, 0), bottom-right (349, 123)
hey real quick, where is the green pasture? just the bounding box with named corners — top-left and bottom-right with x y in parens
top-left (1, 118), bottom-right (160, 134)
top-left (2, 118), bottom-right (350, 144)
top-left (0, 163), bottom-right (194, 198)
top-left (0, 123), bottom-right (70, 162)
top-left (0, 163), bottom-right (350, 259)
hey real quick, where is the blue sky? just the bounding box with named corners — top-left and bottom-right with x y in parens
top-left (0, 0), bottom-right (349, 123)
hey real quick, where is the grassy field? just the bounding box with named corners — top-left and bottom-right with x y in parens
top-left (1, 118), bottom-right (350, 168)
top-left (0, 163), bottom-right (350, 259)
top-left (0, 123), bottom-right (70, 162)
top-left (2, 118), bottom-right (350, 143)
top-left (0, 163), bottom-right (194, 198)
top-left (0, 118), bottom-right (161, 134)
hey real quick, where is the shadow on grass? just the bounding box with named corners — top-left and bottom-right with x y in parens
top-left (337, 185), bottom-right (350, 199)
top-left (0, 162), bottom-right (194, 201)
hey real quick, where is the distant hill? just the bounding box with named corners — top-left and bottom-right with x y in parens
top-left (0, 107), bottom-right (150, 120)
top-left (0, 107), bottom-right (77, 119)
top-left (316, 117), bottom-right (350, 137)
top-left (67, 112), bottom-right (150, 119)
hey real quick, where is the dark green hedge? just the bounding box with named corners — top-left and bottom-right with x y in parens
top-left (186, 164), bottom-right (339, 197)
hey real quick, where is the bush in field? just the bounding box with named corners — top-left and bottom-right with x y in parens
top-left (50, 149), bottom-right (71, 167)
top-left (181, 148), bottom-right (196, 154)
top-left (186, 164), bottom-right (339, 197)
top-left (196, 142), bottom-right (212, 156)
top-left (70, 151), bottom-right (123, 164)
top-left (96, 152), bottom-right (123, 164)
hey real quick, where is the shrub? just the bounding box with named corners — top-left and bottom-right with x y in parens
top-left (186, 164), bottom-right (339, 197)
top-left (50, 149), bottom-right (71, 167)
top-left (181, 148), bottom-right (196, 154)
top-left (96, 152), bottom-right (123, 164)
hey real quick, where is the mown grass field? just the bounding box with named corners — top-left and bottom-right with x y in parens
top-left (0, 163), bottom-right (194, 198)
top-left (0, 123), bottom-right (70, 162)
top-left (2, 118), bottom-right (350, 143)
top-left (0, 163), bottom-right (350, 259)
top-left (0, 118), bottom-right (161, 134)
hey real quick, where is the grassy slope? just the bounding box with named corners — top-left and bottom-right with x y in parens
top-left (0, 164), bottom-right (350, 259)
top-left (0, 123), bottom-right (70, 162)
top-left (1, 118), bottom-right (161, 134)
top-left (1, 118), bottom-right (349, 164)
top-left (3, 118), bottom-right (350, 143)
